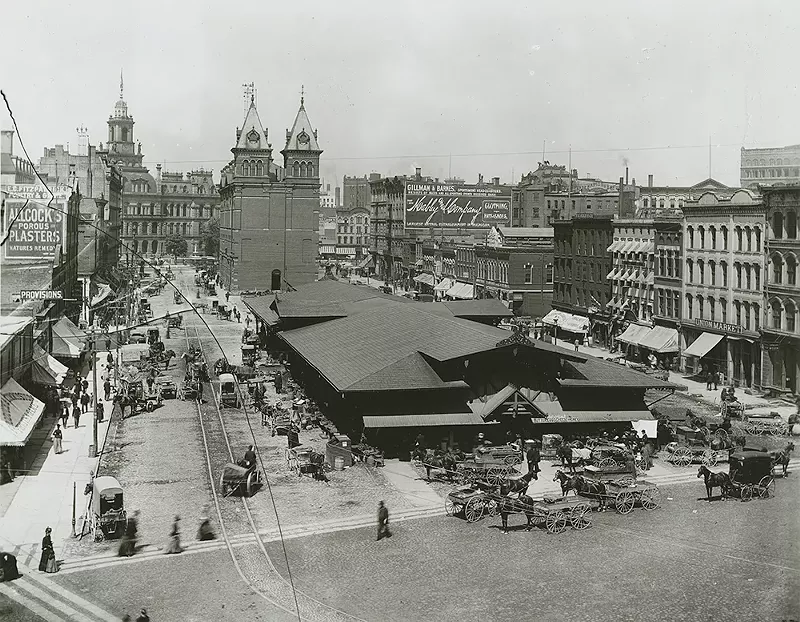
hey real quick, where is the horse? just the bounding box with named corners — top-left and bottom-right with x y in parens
top-left (499, 471), bottom-right (537, 497)
top-left (573, 476), bottom-right (607, 511)
top-left (697, 465), bottom-right (731, 502)
top-left (420, 451), bottom-right (457, 481)
top-left (553, 470), bottom-right (581, 497)
top-left (497, 494), bottom-right (536, 534)
top-left (771, 442), bottom-right (795, 477)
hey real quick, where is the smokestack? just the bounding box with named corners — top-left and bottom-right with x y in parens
top-left (415, 167), bottom-right (421, 179)
top-left (156, 164), bottom-right (162, 182)
top-left (625, 167), bottom-right (629, 185)
top-left (327, 183), bottom-right (330, 192)
top-left (1, 130), bottom-right (13, 155)
top-left (648, 174), bottom-right (653, 188)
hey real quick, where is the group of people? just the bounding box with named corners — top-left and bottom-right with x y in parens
top-left (114, 508), bottom-right (216, 559)
top-left (705, 369), bottom-right (722, 391)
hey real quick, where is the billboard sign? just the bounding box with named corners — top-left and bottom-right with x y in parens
top-left (405, 181), bottom-right (511, 230)
top-left (2, 185), bottom-right (70, 260)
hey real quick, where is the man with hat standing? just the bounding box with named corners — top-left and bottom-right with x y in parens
top-left (526, 442), bottom-right (540, 480)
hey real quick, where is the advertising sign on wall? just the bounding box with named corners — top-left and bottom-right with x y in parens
top-left (405, 181), bottom-right (511, 229)
top-left (2, 186), bottom-right (70, 260)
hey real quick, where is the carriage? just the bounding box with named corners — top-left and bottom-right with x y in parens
top-left (574, 476), bottom-right (662, 515)
top-left (218, 373), bottom-right (239, 408)
top-left (179, 378), bottom-right (200, 401)
top-left (665, 425), bottom-right (732, 468)
top-left (241, 344), bottom-right (257, 367)
top-left (455, 454), bottom-right (518, 487)
top-left (157, 376), bottom-right (177, 399)
top-left (167, 314), bottom-right (183, 329)
top-left (583, 443), bottom-right (647, 477)
top-left (286, 446), bottom-right (328, 479)
top-left (726, 451), bottom-right (777, 502)
top-left (219, 463), bottom-right (263, 497)
top-left (734, 412), bottom-right (789, 437)
top-left (445, 485), bottom-right (499, 522)
top-left (174, 290), bottom-right (182, 305)
top-left (89, 476), bottom-right (127, 542)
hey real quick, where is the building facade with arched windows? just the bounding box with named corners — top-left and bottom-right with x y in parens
top-left (761, 185), bottom-right (799, 396)
top-left (740, 145), bottom-right (800, 189)
top-left (218, 93), bottom-right (321, 292)
top-left (679, 190), bottom-right (765, 388)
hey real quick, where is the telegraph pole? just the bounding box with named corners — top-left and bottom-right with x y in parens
top-left (90, 325), bottom-right (98, 458)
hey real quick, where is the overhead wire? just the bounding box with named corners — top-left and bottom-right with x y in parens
top-left (0, 89), bottom-right (305, 622)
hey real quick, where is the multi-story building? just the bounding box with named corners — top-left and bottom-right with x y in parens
top-left (474, 227), bottom-right (553, 317)
top-left (607, 219), bottom-right (655, 324)
top-left (369, 175), bottom-right (410, 283)
top-left (637, 175), bottom-right (733, 218)
top-left (740, 145), bottom-right (800, 189)
top-left (652, 218), bottom-right (684, 328)
top-left (218, 93), bottom-right (321, 292)
top-left (1, 130), bottom-right (36, 185)
top-left (761, 185), bottom-right (799, 395)
top-left (552, 215), bottom-right (614, 345)
top-left (680, 190), bottom-right (765, 388)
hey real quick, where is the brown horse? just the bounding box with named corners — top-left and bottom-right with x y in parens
top-left (697, 465), bottom-right (731, 502)
top-left (497, 495), bottom-right (536, 534)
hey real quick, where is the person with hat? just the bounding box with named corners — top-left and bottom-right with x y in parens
top-left (526, 442), bottom-right (540, 480)
top-left (38, 528), bottom-right (57, 573)
top-left (119, 510), bottom-right (139, 557)
top-left (165, 515), bottom-right (184, 554)
top-left (52, 424), bottom-right (63, 455)
top-left (136, 609), bottom-right (150, 622)
top-left (376, 501), bottom-right (391, 541)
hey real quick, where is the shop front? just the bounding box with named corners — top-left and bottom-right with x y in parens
top-left (681, 319), bottom-right (761, 388)
top-left (541, 309), bottom-right (590, 347)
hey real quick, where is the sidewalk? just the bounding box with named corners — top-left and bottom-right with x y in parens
top-left (381, 459), bottom-right (442, 509)
top-left (0, 350), bottom-right (114, 565)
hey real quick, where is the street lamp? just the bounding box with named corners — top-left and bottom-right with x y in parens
top-left (553, 318), bottom-right (559, 347)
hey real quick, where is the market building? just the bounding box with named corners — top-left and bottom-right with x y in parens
top-left (218, 91), bottom-right (321, 292)
top-left (761, 185), bottom-right (799, 396)
top-left (740, 145), bottom-right (800, 189)
top-left (243, 280), bottom-right (672, 456)
top-left (679, 190), bottom-right (765, 388)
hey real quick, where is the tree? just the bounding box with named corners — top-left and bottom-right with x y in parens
top-left (164, 233), bottom-right (188, 257)
top-left (200, 217), bottom-right (220, 257)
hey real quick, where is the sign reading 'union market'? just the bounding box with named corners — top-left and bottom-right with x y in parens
top-left (693, 318), bottom-right (744, 334)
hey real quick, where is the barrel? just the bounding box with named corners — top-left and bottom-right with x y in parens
top-left (334, 456), bottom-right (344, 471)
top-left (791, 424), bottom-right (800, 437)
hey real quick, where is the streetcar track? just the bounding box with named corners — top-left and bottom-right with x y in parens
top-left (182, 288), bottom-right (367, 622)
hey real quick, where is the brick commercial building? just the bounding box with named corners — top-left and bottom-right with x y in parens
top-left (637, 176), bottom-right (733, 218)
top-left (761, 185), bottom-right (799, 396)
top-left (218, 93), bottom-right (321, 292)
top-left (740, 145), bottom-right (800, 189)
top-left (680, 190), bottom-right (765, 388)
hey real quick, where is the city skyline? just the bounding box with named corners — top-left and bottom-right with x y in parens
top-left (2, 1), bottom-right (799, 189)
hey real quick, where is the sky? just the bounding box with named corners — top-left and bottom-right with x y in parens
top-left (2, 0), bottom-right (799, 190)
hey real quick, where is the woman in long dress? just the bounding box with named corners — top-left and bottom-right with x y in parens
top-left (118, 510), bottom-right (139, 557)
top-left (165, 515), bottom-right (183, 554)
top-left (52, 424), bottom-right (63, 454)
top-left (196, 507), bottom-right (215, 541)
top-left (38, 528), bottom-right (57, 573)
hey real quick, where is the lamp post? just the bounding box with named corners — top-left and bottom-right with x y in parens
top-left (553, 318), bottom-right (559, 347)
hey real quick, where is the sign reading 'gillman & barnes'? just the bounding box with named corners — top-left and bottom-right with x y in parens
top-left (694, 318), bottom-right (744, 334)
top-left (404, 181), bottom-right (511, 229)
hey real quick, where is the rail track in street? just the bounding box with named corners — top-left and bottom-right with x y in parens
top-left (182, 287), bottom-right (365, 622)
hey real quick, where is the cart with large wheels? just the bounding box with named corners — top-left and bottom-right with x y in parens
top-left (595, 480), bottom-right (663, 515)
top-left (726, 451), bottom-right (777, 502)
top-left (445, 485), bottom-right (498, 522)
top-left (219, 463), bottom-right (262, 497)
top-left (665, 425), bottom-right (732, 468)
top-left (89, 476), bottom-right (127, 542)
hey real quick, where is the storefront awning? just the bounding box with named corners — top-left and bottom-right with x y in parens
top-left (607, 240), bottom-right (621, 253)
top-left (637, 326), bottom-right (679, 354)
top-left (363, 413), bottom-right (488, 428)
top-left (434, 278), bottom-right (454, 292)
top-left (31, 345), bottom-right (69, 386)
top-left (356, 255), bottom-right (374, 270)
top-left (616, 323), bottom-right (651, 346)
top-left (52, 317), bottom-right (85, 358)
top-left (413, 273), bottom-right (435, 286)
top-left (91, 284), bottom-right (116, 307)
top-left (531, 401), bottom-right (654, 424)
top-left (1, 377), bottom-right (46, 446)
top-left (683, 332), bottom-right (724, 358)
top-left (541, 310), bottom-right (590, 334)
top-left (445, 282), bottom-right (472, 299)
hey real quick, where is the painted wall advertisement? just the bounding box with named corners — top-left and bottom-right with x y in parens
top-left (2, 185), bottom-right (70, 260)
top-left (404, 181), bottom-right (511, 229)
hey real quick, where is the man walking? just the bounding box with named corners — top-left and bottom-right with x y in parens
top-left (60, 402), bottom-right (69, 429)
top-left (104, 378), bottom-right (112, 401)
top-left (197, 381), bottom-right (204, 403)
top-left (82, 378), bottom-right (89, 394)
top-left (376, 501), bottom-right (391, 541)
top-left (706, 370), bottom-right (713, 391)
top-left (96, 401), bottom-right (105, 423)
top-left (713, 371), bottom-right (719, 391)
top-left (80, 391), bottom-right (90, 414)
top-left (526, 443), bottom-right (540, 480)
top-left (72, 403), bottom-right (81, 429)
top-left (574, 339), bottom-right (580, 352)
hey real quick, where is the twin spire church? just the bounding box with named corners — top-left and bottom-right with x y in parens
top-left (218, 89), bottom-right (322, 292)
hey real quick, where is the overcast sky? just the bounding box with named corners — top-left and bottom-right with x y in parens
top-left (2, 1), bottom-right (798, 190)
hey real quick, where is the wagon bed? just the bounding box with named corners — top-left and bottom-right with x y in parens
top-left (578, 479), bottom-right (662, 515)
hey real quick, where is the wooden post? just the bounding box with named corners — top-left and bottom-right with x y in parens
top-left (71, 482), bottom-right (76, 537)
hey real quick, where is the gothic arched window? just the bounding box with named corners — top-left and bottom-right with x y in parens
top-left (300, 162), bottom-right (308, 177)
top-left (242, 161), bottom-right (251, 176)
top-left (256, 160), bottom-right (264, 177)
top-left (307, 163), bottom-right (314, 177)
top-left (293, 162), bottom-right (300, 177)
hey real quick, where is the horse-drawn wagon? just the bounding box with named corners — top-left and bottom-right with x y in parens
top-left (555, 470), bottom-right (662, 515)
top-left (727, 451), bottom-right (776, 501)
top-left (89, 476), bottom-right (127, 542)
top-left (445, 485), bottom-right (498, 522)
top-left (735, 412), bottom-right (790, 437)
top-left (492, 493), bottom-right (598, 534)
top-left (286, 446), bottom-right (328, 480)
top-left (665, 425), bottom-right (732, 468)
top-left (219, 463), bottom-right (262, 497)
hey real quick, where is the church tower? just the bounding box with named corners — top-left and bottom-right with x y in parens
top-left (281, 87), bottom-right (322, 185)
top-left (106, 71), bottom-right (143, 168)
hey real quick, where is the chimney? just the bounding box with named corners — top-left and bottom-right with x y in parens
top-left (156, 164), bottom-right (162, 182)
top-left (625, 167), bottom-right (629, 185)
top-left (648, 174), bottom-right (653, 188)
top-left (326, 183), bottom-right (330, 192)
top-left (415, 167), bottom-right (421, 179)
top-left (632, 178), bottom-right (636, 187)
top-left (0, 130), bottom-right (13, 155)
top-left (335, 187), bottom-right (341, 207)
top-left (492, 177), bottom-right (500, 186)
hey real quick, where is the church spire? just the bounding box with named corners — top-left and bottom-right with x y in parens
top-left (300, 84), bottom-right (304, 109)
top-left (120, 69), bottom-right (124, 100)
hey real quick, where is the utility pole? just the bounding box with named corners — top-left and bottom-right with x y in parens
top-left (90, 325), bottom-right (98, 458)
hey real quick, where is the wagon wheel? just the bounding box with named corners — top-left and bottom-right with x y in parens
top-left (740, 484), bottom-right (753, 502)
top-left (485, 497), bottom-right (499, 517)
top-left (757, 476), bottom-right (776, 499)
top-left (698, 427), bottom-right (711, 444)
top-left (598, 457), bottom-right (616, 469)
top-left (246, 471), bottom-right (256, 497)
top-left (713, 428), bottom-right (728, 443)
top-left (701, 449), bottom-right (718, 468)
top-left (744, 422), bottom-right (759, 436)
top-left (219, 472), bottom-right (228, 496)
top-left (672, 447), bottom-right (692, 467)
top-left (504, 455), bottom-right (520, 466)
top-left (641, 487), bottom-right (662, 510)
top-left (146, 401), bottom-right (155, 412)
top-left (491, 467), bottom-right (509, 487)
top-left (634, 456), bottom-right (647, 474)
top-left (444, 497), bottom-right (456, 517)
top-left (545, 511), bottom-right (568, 534)
top-left (570, 504), bottom-right (591, 530)
top-left (770, 425), bottom-right (785, 438)
top-left (93, 526), bottom-right (105, 542)
top-left (615, 491), bottom-right (636, 515)
top-left (464, 497), bottom-right (484, 523)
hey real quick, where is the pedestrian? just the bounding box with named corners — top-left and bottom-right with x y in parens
top-left (38, 528), bottom-right (57, 573)
top-left (136, 609), bottom-right (150, 622)
top-left (72, 403), bottom-right (81, 428)
top-left (526, 443), bottom-right (540, 480)
top-left (80, 391), bottom-right (90, 414)
top-left (106, 352), bottom-right (113, 367)
top-left (713, 371), bottom-right (720, 391)
top-left (96, 401), bottom-right (105, 423)
top-left (196, 506), bottom-right (216, 541)
top-left (60, 403), bottom-right (69, 428)
top-left (165, 515), bottom-right (184, 554)
top-left (71, 392), bottom-right (79, 411)
top-left (225, 291), bottom-right (230, 302)
top-left (82, 378), bottom-right (89, 394)
top-left (104, 378), bottom-right (112, 401)
top-left (706, 371), bottom-right (713, 391)
top-left (376, 501), bottom-right (391, 541)
top-left (574, 339), bottom-right (580, 352)
top-left (105, 337), bottom-right (112, 352)
top-left (118, 510), bottom-right (139, 557)
top-left (641, 438), bottom-right (653, 470)
top-left (53, 424), bottom-right (63, 454)
top-left (5, 461), bottom-right (13, 484)
top-left (197, 381), bottom-right (204, 403)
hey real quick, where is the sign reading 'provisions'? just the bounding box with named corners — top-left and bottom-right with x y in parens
top-left (405, 181), bottom-right (511, 229)
top-left (3, 192), bottom-right (68, 260)
top-left (19, 290), bottom-right (64, 301)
